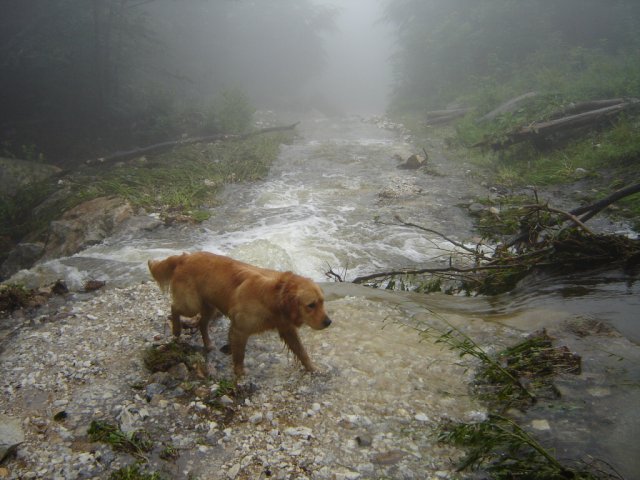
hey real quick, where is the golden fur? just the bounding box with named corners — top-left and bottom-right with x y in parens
top-left (148, 251), bottom-right (331, 376)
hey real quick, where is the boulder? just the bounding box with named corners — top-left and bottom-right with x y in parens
top-left (0, 414), bottom-right (24, 462)
top-left (41, 196), bottom-right (133, 260)
top-left (0, 242), bottom-right (45, 279)
top-left (0, 157), bottom-right (61, 197)
top-left (397, 154), bottom-right (426, 170)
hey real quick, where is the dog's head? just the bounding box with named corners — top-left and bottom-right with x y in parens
top-left (280, 274), bottom-right (332, 330)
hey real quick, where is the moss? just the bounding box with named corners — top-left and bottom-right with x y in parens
top-left (0, 284), bottom-right (34, 312)
top-left (142, 341), bottom-right (206, 374)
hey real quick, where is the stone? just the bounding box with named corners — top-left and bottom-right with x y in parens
top-left (397, 154), bottom-right (427, 170)
top-left (414, 413), bottom-right (429, 422)
top-left (0, 414), bottom-right (24, 462)
top-left (371, 450), bottom-right (406, 465)
top-left (168, 362), bottom-right (189, 381)
top-left (249, 413), bottom-right (264, 424)
top-left (0, 242), bottom-right (45, 279)
top-left (42, 196), bottom-right (133, 260)
top-left (531, 419), bottom-right (551, 431)
top-left (355, 434), bottom-right (372, 447)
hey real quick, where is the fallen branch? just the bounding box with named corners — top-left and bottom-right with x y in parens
top-left (85, 122), bottom-right (299, 165)
top-left (351, 263), bottom-right (534, 284)
top-left (425, 108), bottom-right (472, 125)
top-left (507, 183), bottom-right (640, 248)
top-left (475, 98), bottom-right (640, 150)
top-left (392, 214), bottom-right (491, 260)
top-left (478, 92), bottom-right (538, 123)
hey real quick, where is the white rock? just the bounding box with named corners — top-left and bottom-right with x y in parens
top-left (531, 419), bottom-right (551, 431)
top-left (249, 413), bottom-right (263, 424)
top-left (414, 413), bottom-right (429, 422)
top-left (227, 463), bottom-right (241, 479)
top-left (284, 426), bottom-right (313, 439)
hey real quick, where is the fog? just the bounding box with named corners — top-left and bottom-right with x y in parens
top-left (141, 0), bottom-right (394, 116)
top-left (309, 0), bottom-right (394, 115)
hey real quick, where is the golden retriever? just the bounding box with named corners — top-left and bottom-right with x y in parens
top-left (148, 251), bottom-right (331, 376)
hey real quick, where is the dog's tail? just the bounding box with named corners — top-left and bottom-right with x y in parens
top-left (148, 254), bottom-right (185, 293)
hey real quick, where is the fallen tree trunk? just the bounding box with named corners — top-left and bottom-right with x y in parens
top-left (475, 99), bottom-right (640, 150)
top-left (506, 183), bottom-right (640, 248)
top-left (478, 91), bottom-right (538, 123)
top-left (550, 98), bottom-right (633, 119)
top-left (85, 122), bottom-right (299, 165)
top-left (425, 108), bottom-right (472, 125)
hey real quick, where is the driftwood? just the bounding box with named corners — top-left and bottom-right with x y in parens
top-left (352, 183), bottom-right (640, 287)
top-left (478, 91), bottom-right (538, 123)
top-left (550, 98), bottom-right (632, 119)
top-left (507, 182), bottom-right (640, 248)
top-left (475, 98), bottom-right (640, 150)
top-left (85, 122), bottom-right (299, 165)
top-left (425, 107), bottom-right (472, 125)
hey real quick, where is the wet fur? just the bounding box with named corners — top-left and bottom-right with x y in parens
top-left (148, 251), bottom-right (331, 376)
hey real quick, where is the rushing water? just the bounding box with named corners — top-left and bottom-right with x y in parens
top-left (11, 115), bottom-right (640, 478)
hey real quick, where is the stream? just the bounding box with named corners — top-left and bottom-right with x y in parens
top-left (9, 115), bottom-right (640, 478)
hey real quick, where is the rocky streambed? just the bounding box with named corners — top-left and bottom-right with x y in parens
top-left (0, 280), bottom-right (500, 480)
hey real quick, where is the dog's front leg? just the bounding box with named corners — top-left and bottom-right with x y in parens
top-left (278, 327), bottom-right (315, 372)
top-left (228, 326), bottom-right (249, 377)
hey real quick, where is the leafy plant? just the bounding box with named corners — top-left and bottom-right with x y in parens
top-left (88, 420), bottom-right (153, 460)
top-left (439, 415), bottom-right (600, 479)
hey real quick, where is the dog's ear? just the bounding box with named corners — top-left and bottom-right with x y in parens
top-left (276, 273), bottom-right (303, 327)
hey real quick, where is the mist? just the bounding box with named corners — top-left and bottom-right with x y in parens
top-left (309, 0), bottom-right (394, 115)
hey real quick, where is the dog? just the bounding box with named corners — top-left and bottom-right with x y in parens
top-left (148, 251), bottom-right (331, 376)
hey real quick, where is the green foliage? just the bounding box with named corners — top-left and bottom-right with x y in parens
top-left (88, 421), bottom-right (153, 460)
top-left (0, 284), bottom-right (33, 312)
top-left (0, 1), bottom-right (333, 165)
top-left (386, 0), bottom-right (640, 112)
top-left (419, 321), bottom-right (535, 405)
top-left (109, 464), bottom-right (164, 480)
top-left (421, 322), bottom-right (597, 478)
top-left (439, 415), bottom-right (599, 479)
top-left (212, 88), bottom-right (255, 134)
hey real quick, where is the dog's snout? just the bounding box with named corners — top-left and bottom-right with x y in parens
top-left (322, 317), bottom-right (332, 328)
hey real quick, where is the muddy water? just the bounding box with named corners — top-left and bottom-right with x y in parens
top-left (9, 115), bottom-right (640, 478)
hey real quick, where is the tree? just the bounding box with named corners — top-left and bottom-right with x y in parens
top-left (384, 0), bottom-right (640, 112)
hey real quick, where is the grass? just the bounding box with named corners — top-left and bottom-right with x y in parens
top-left (109, 464), bottom-right (164, 480)
top-left (77, 132), bottom-right (291, 217)
top-left (417, 321), bottom-right (608, 478)
top-left (0, 131), bottom-right (292, 252)
top-left (88, 420), bottom-right (153, 460)
top-left (439, 415), bottom-right (600, 479)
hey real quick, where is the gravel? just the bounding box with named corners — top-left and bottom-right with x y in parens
top-left (0, 281), bottom-right (492, 479)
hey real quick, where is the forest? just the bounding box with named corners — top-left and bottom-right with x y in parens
top-left (0, 0), bottom-right (335, 166)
